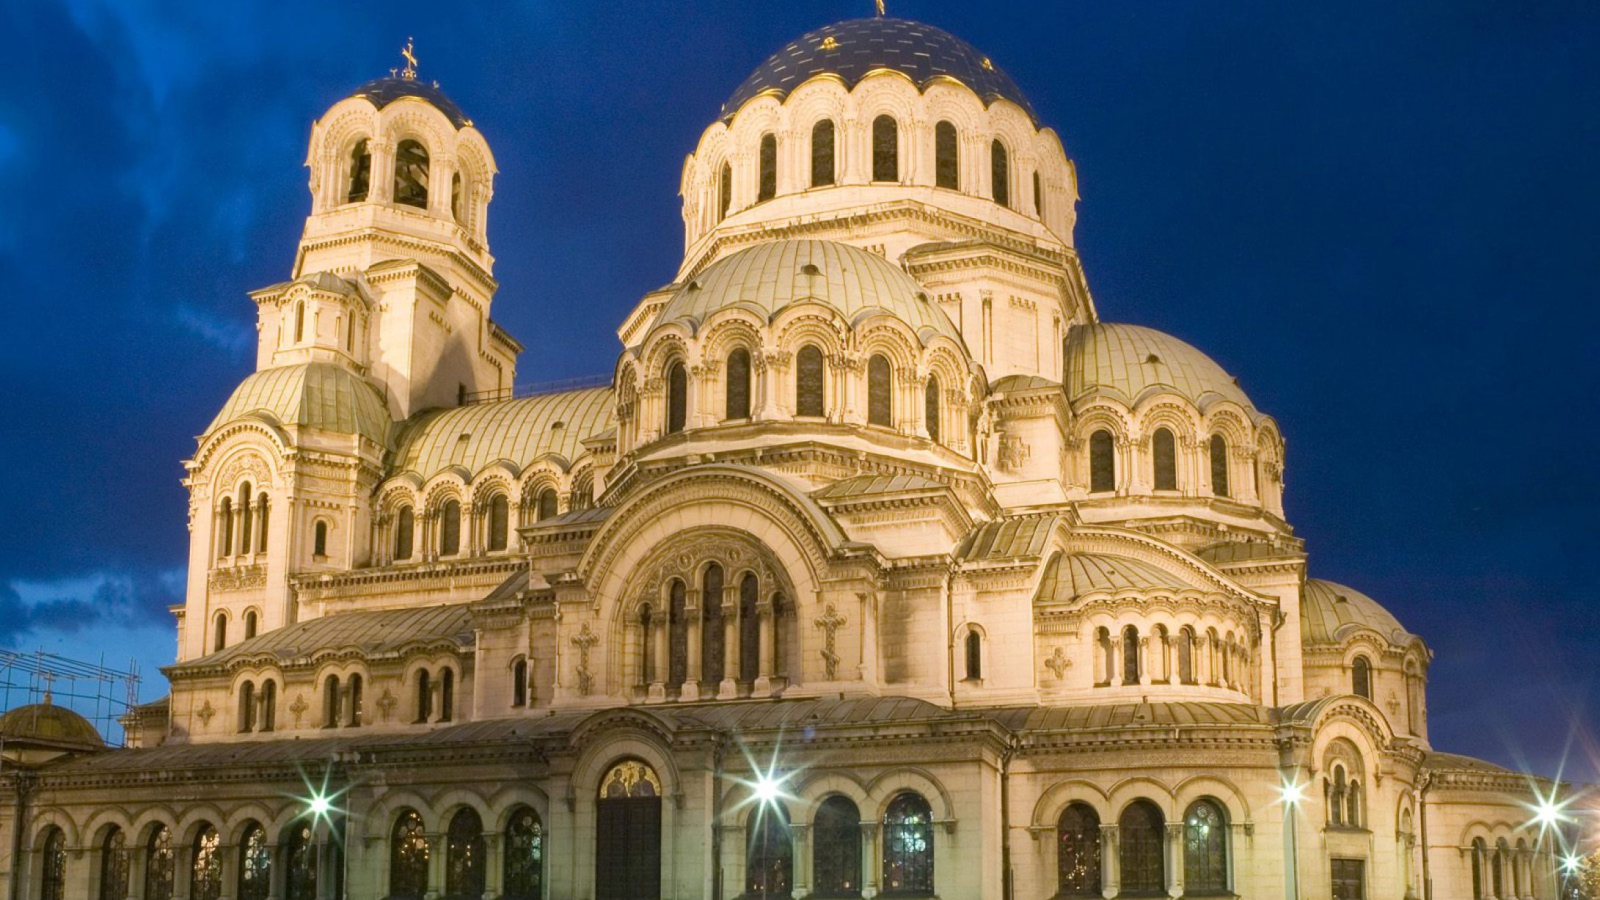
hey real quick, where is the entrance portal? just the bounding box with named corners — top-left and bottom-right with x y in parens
top-left (595, 760), bottom-right (663, 900)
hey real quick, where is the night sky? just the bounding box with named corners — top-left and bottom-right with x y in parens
top-left (1, 1), bottom-right (1596, 783)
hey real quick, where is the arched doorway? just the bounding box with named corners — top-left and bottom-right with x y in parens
top-left (596, 760), bottom-right (663, 900)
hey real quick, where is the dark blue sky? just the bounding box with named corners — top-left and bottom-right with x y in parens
top-left (1, 1), bottom-right (1596, 782)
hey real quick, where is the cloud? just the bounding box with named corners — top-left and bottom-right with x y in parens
top-left (2, 569), bottom-right (182, 647)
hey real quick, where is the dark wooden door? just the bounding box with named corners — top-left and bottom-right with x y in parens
top-left (596, 796), bottom-right (662, 900)
top-left (1331, 858), bottom-right (1365, 900)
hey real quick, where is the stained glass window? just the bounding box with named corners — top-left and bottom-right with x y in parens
top-left (1153, 427), bottom-right (1177, 491)
top-left (813, 796), bottom-right (861, 898)
top-left (40, 827), bottom-right (66, 900)
top-left (238, 824), bottom-right (270, 900)
top-left (924, 376), bottom-right (940, 443)
top-left (758, 134), bottom-right (777, 202)
top-left (488, 494), bottom-right (509, 551)
top-left (395, 507), bottom-right (414, 560)
top-left (440, 499), bottom-right (461, 556)
top-left (100, 828), bottom-right (129, 900)
top-left (867, 355), bottom-right (892, 427)
top-left (1118, 801), bottom-right (1164, 895)
top-left (1089, 430), bottom-right (1115, 492)
top-left (191, 826), bottom-right (222, 900)
top-left (395, 140), bottom-right (430, 209)
top-left (702, 564), bottom-right (725, 685)
top-left (746, 803), bottom-right (792, 899)
top-left (285, 823), bottom-right (317, 900)
top-left (812, 120), bottom-right (836, 187)
top-left (991, 140), bottom-right (1010, 208)
top-left (667, 362), bottom-right (687, 434)
top-left (935, 122), bottom-right (958, 189)
top-left (503, 807), bottom-right (544, 900)
top-left (445, 809), bottom-right (485, 900)
top-left (145, 826), bottom-right (174, 900)
top-left (390, 811), bottom-right (429, 900)
top-left (1184, 800), bottom-right (1228, 894)
top-left (882, 793), bottom-right (933, 895)
top-left (1210, 434), bottom-right (1230, 497)
top-left (796, 345), bottom-right (826, 417)
top-left (872, 116), bottom-right (898, 182)
top-left (1056, 803), bottom-right (1100, 897)
top-left (726, 349), bottom-right (752, 420)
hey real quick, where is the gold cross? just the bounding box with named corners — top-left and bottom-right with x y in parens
top-left (400, 37), bottom-right (419, 80)
top-left (875, 0), bottom-right (886, 16)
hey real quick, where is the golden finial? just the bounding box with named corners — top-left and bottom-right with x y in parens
top-left (981, 56), bottom-right (994, 71)
top-left (400, 37), bottom-right (419, 80)
top-left (875, 0), bottom-right (886, 16)
top-left (820, 35), bottom-right (839, 50)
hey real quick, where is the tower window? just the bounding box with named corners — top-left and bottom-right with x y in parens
top-left (451, 171), bottom-right (464, 224)
top-left (1089, 429), bottom-right (1116, 492)
top-left (347, 139), bottom-right (371, 203)
top-left (701, 564), bottom-right (725, 686)
top-left (488, 494), bottom-right (510, 551)
top-left (925, 375), bottom-right (941, 443)
top-left (313, 520), bottom-right (328, 558)
top-left (811, 119), bottom-right (836, 187)
top-left (867, 354), bottom-right (892, 427)
top-left (440, 668), bottom-right (454, 721)
top-left (394, 139), bottom-right (430, 209)
top-left (964, 630), bottom-right (981, 680)
top-left (872, 115), bottom-right (899, 182)
top-left (238, 680), bottom-right (255, 732)
top-left (1210, 434), bottom-right (1230, 497)
top-left (416, 669), bottom-right (432, 722)
top-left (1033, 170), bottom-right (1043, 218)
top-left (239, 483), bottom-right (253, 553)
top-left (439, 499), bottom-right (461, 556)
top-left (667, 361), bottom-right (688, 434)
top-left (991, 139), bottom-right (1011, 208)
top-left (213, 613), bottom-right (227, 653)
top-left (1153, 427), bottom-right (1177, 490)
top-left (935, 120), bottom-right (959, 189)
top-left (244, 610), bottom-right (258, 640)
top-left (294, 302), bottom-right (305, 343)
top-left (758, 133), bottom-right (777, 202)
top-left (726, 348), bottom-right (752, 420)
top-left (255, 493), bottom-right (269, 553)
top-left (719, 161), bottom-right (733, 221)
top-left (1352, 655), bottom-right (1372, 700)
top-left (796, 344), bottom-right (825, 417)
top-left (217, 497), bottom-right (233, 558)
top-left (512, 657), bottom-right (528, 707)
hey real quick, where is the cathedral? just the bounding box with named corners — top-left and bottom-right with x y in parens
top-left (0, 13), bottom-right (1566, 900)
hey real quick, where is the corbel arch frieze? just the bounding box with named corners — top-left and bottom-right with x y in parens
top-left (854, 320), bottom-right (920, 369)
top-left (773, 309), bottom-right (848, 356)
top-left (698, 313), bottom-right (765, 361)
top-left (210, 446), bottom-right (280, 496)
top-left (1133, 399), bottom-right (1201, 441)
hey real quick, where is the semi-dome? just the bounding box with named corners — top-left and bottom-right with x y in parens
top-left (390, 386), bottom-right (615, 479)
top-left (0, 702), bottom-right (104, 752)
top-left (349, 76), bottom-right (472, 129)
top-left (721, 17), bottom-right (1037, 122)
top-left (656, 240), bottom-right (965, 347)
top-left (210, 362), bottom-right (392, 446)
top-left (1301, 578), bottom-right (1415, 646)
top-left (1065, 323), bottom-right (1259, 414)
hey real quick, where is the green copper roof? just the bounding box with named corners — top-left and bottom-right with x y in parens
top-left (1301, 578), bottom-right (1414, 646)
top-left (659, 240), bottom-right (964, 347)
top-left (390, 386), bottom-right (615, 479)
top-left (210, 363), bottom-right (391, 445)
top-left (1064, 323), bottom-right (1258, 414)
top-left (1034, 551), bottom-right (1198, 603)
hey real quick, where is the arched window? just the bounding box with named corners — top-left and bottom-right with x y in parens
top-left (702, 564), bottom-right (725, 686)
top-left (1122, 626), bottom-right (1140, 685)
top-left (726, 348), bottom-right (752, 420)
top-left (488, 494), bottom-right (510, 552)
top-left (445, 809), bottom-right (485, 900)
top-left (1493, 840), bottom-right (1506, 899)
top-left (796, 344), bottom-right (826, 417)
top-left (1089, 430), bottom-right (1115, 492)
top-left (191, 826), bottom-right (222, 900)
top-left (395, 506), bottom-right (415, 560)
top-left (100, 827), bottom-right (130, 900)
top-left (1033, 170), bottom-right (1043, 218)
top-left (1471, 838), bottom-right (1486, 899)
top-left (512, 657), bottom-right (528, 707)
top-left (668, 579), bottom-right (688, 690)
top-left (1056, 803), bottom-right (1101, 897)
top-left (1153, 427), bottom-right (1177, 491)
top-left (239, 484), bottom-right (253, 553)
top-left (261, 680), bottom-right (276, 732)
top-left (991, 140), bottom-right (1011, 207)
top-left (214, 613), bottom-right (227, 653)
top-left (1210, 434), bottom-right (1230, 497)
top-left (812, 120), bottom-right (836, 187)
top-left (390, 811), bottom-right (429, 900)
top-left (719, 162), bottom-right (733, 221)
top-left (925, 376), bottom-right (940, 443)
top-left (294, 303), bottom-right (306, 343)
top-left (238, 680), bottom-right (255, 732)
top-left (323, 674), bottom-right (340, 729)
top-left (1352, 655), bottom-right (1372, 700)
top-left (217, 497), bottom-right (233, 558)
top-left (934, 121), bottom-right (959, 189)
top-left (502, 807), bottom-right (544, 900)
top-left (872, 115), bottom-right (899, 182)
top-left (440, 499), bottom-right (462, 556)
top-left (536, 488), bottom-right (558, 521)
top-left (1178, 627), bottom-right (1195, 684)
top-left (813, 796), bottom-right (861, 897)
top-left (244, 610), bottom-right (258, 639)
top-left (394, 140), bottom-right (430, 209)
top-left (237, 824), bottom-right (270, 900)
top-left (882, 792), bottom-right (934, 895)
top-left (1329, 765), bottom-right (1347, 826)
top-left (746, 804), bottom-right (793, 899)
top-left (667, 361), bottom-right (688, 434)
top-left (347, 674), bottom-right (363, 727)
top-left (40, 827), bottom-right (66, 900)
top-left (1346, 780), bottom-right (1362, 828)
top-left (965, 630), bottom-right (982, 680)
top-left (284, 822), bottom-right (316, 900)
top-left (256, 493), bottom-right (270, 552)
top-left (145, 826), bottom-right (174, 900)
top-left (313, 520), bottom-right (328, 557)
top-left (347, 139), bottom-right (372, 202)
top-left (441, 668), bottom-right (455, 722)
top-left (451, 172), bottom-right (464, 224)
top-left (758, 133), bottom-right (778, 202)
top-left (1183, 799), bottom-right (1229, 895)
top-left (740, 574), bottom-right (760, 683)
top-left (1118, 801), bottom-right (1164, 895)
top-left (867, 354), bottom-right (892, 427)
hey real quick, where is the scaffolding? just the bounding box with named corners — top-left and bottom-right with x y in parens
top-left (0, 649), bottom-right (141, 749)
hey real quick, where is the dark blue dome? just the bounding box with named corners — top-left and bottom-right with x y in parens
top-left (721, 17), bottom-right (1037, 123)
top-left (349, 77), bottom-right (472, 129)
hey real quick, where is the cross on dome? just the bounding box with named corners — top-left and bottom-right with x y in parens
top-left (400, 37), bottom-right (419, 80)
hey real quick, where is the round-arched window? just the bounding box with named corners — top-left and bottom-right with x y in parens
top-left (1183, 799), bottom-right (1229, 894)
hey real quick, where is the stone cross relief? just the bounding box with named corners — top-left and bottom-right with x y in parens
top-left (1045, 647), bottom-right (1072, 679)
top-left (196, 700), bottom-right (215, 727)
top-left (289, 694), bottom-right (308, 727)
top-left (571, 622), bottom-right (600, 696)
top-left (377, 689), bottom-right (397, 723)
top-left (814, 603), bottom-right (847, 679)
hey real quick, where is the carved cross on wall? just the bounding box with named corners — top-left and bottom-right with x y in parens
top-left (289, 694), bottom-right (308, 727)
top-left (571, 623), bottom-right (600, 696)
top-left (814, 603), bottom-right (847, 680)
top-left (1045, 647), bottom-right (1071, 679)
top-left (196, 700), bottom-right (215, 727)
top-left (377, 689), bottom-right (397, 723)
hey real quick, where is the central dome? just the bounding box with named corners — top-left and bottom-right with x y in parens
top-left (721, 17), bottom-right (1036, 122)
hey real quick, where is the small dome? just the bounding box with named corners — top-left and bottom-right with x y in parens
top-left (722, 17), bottom-right (1036, 122)
top-left (210, 362), bottom-right (392, 446)
top-left (658, 240), bottom-right (964, 348)
top-left (349, 76), bottom-right (472, 129)
top-left (390, 386), bottom-right (615, 479)
top-left (1301, 578), bottom-right (1416, 646)
top-left (0, 702), bottom-right (104, 751)
top-left (1065, 323), bottom-right (1259, 414)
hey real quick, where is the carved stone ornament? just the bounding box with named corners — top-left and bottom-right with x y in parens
top-left (571, 623), bottom-right (600, 696)
top-left (814, 603), bottom-right (848, 680)
top-left (209, 564), bottom-right (267, 592)
top-left (998, 432), bottom-right (1031, 473)
top-left (1386, 691), bottom-right (1401, 716)
top-left (289, 693), bottom-right (309, 727)
top-left (196, 700), bottom-right (216, 727)
top-left (1045, 647), bottom-right (1071, 679)
top-left (377, 689), bottom-right (397, 722)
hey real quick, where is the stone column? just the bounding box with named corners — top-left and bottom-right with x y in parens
top-left (217, 842), bottom-right (238, 900)
top-left (424, 832), bottom-right (444, 900)
top-left (428, 154), bottom-right (454, 218)
top-left (370, 138), bottom-right (395, 204)
top-left (861, 823), bottom-right (880, 899)
top-left (789, 823), bottom-right (810, 900)
top-left (484, 832), bottom-right (503, 900)
top-left (1099, 823), bottom-right (1119, 899)
top-left (755, 597), bottom-right (776, 695)
top-left (648, 610), bottom-right (667, 702)
top-left (683, 592), bottom-right (703, 702)
top-left (1165, 821), bottom-right (1185, 898)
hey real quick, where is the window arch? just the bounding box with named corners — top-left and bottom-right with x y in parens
top-left (239, 483), bottom-right (254, 554)
top-left (244, 609), bottom-right (258, 640)
top-left (1056, 803), bottom-right (1101, 897)
top-left (100, 827), bottom-right (129, 900)
top-left (313, 520), bottom-right (328, 558)
top-left (512, 657), bottom-right (529, 707)
top-left (934, 121), bottom-right (959, 189)
top-left (502, 807), bottom-right (544, 900)
top-left (394, 139), bottom-right (430, 209)
top-left (441, 668), bottom-right (455, 721)
top-left (925, 376), bottom-right (941, 443)
top-left (261, 679), bottom-right (276, 732)
top-left (439, 498), bottom-right (462, 555)
top-left (813, 796), bottom-right (861, 897)
top-left (191, 826), bottom-right (222, 900)
top-left (1352, 655), bottom-right (1372, 700)
top-left (1122, 626), bottom-right (1141, 685)
top-left (487, 494), bottom-right (510, 552)
top-left (746, 803), bottom-right (793, 899)
top-left (964, 630), bottom-right (982, 681)
top-left (1210, 434), bottom-right (1230, 497)
top-left (238, 680), bottom-right (255, 732)
top-left (395, 506), bottom-right (415, 560)
top-left (872, 115), bottom-right (899, 182)
top-left (812, 120), bottom-right (836, 187)
top-left (323, 675), bottom-right (340, 729)
top-left (667, 361), bottom-right (688, 434)
top-left (284, 822), bottom-right (317, 900)
top-left (882, 792), bottom-right (933, 895)
top-left (145, 825), bottom-right (174, 900)
top-left (1178, 627), bottom-right (1196, 684)
top-left (702, 564), bottom-right (725, 686)
top-left (1089, 430), bottom-right (1116, 492)
top-left (739, 573), bottom-right (760, 683)
top-left (256, 493), bottom-right (269, 552)
top-left (867, 354), bottom-right (893, 427)
top-left (726, 348), bottom-right (752, 420)
top-left (668, 579), bottom-right (688, 691)
top-left (237, 823), bottom-right (270, 900)
top-left (1033, 170), bottom-right (1043, 218)
top-left (217, 497), bottom-right (233, 558)
top-left (347, 674), bottom-right (363, 727)
top-left (1328, 764), bottom-right (1348, 827)
top-left (758, 133), bottom-right (778, 202)
top-left (1183, 799), bottom-right (1229, 895)
top-left (347, 139), bottom-right (372, 202)
top-left (214, 613), bottom-right (227, 653)
top-left (390, 811), bottom-right (429, 900)
top-left (991, 140), bottom-right (1011, 207)
top-left (1471, 838), bottom-right (1486, 899)
top-left (294, 303), bottom-right (306, 343)
top-left (445, 808), bottom-right (485, 900)
top-left (1153, 427), bottom-right (1178, 491)
top-left (719, 161), bottom-right (733, 221)
top-left (796, 344), bottom-right (826, 417)
top-left (40, 827), bottom-right (66, 900)
top-left (536, 488), bottom-right (558, 522)
top-left (1118, 801), bottom-right (1164, 895)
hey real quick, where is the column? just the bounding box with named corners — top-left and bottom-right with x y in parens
top-left (424, 833), bottom-right (445, 900)
top-left (1100, 823), bottom-right (1119, 899)
top-left (175, 844), bottom-right (196, 900)
top-left (790, 824), bottom-right (811, 900)
top-left (218, 842), bottom-right (238, 900)
top-left (861, 823), bottom-right (880, 900)
top-left (754, 597), bottom-right (776, 696)
top-left (484, 833), bottom-right (503, 900)
top-left (1165, 821), bottom-right (1184, 898)
top-left (683, 592), bottom-right (703, 701)
top-left (648, 610), bottom-right (668, 702)
top-left (428, 154), bottom-right (454, 218)
top-left (719, 586), bottom-right (740, 699)
top-left (370, 138), bottom-right (395, 204)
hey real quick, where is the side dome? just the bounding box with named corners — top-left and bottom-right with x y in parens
top-left (1301, 578), bottom-right (1415, 646)
top-left (349, 76), bottom-right (472, 129)
top-left (656, 239), bottom-right (965, 348)
top-left (0, 702), bottom-right (104, 752)
top-left (209, 362), bottom-right (392, 446)
top-left (722, 17), bottom-right (1036, 121)
top-left (1065, 323), bottom-right (1258, 415)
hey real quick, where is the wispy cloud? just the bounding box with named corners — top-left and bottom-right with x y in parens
top-left (3, 569), bottom-right (182, 646)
